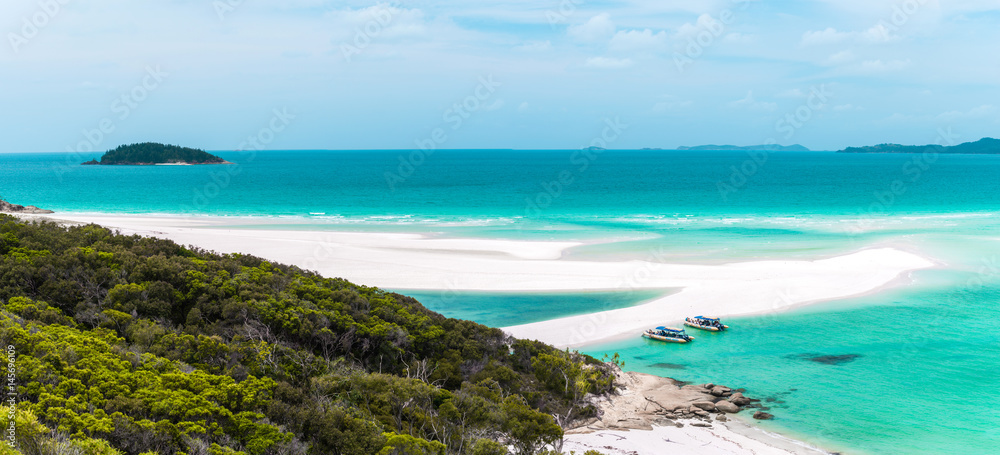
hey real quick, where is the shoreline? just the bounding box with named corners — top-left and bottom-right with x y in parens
top-left (18, 212), bottom-right (936, 348)
top-left (12, 211), bottom-right (934, 455)
top-left (561, 370), bottom-right (836, 455)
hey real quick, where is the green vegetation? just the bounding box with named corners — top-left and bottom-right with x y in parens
top-left (838, 137), bottom-right (1000, 154)
top-left (82, 143), bottom-right (228, 165)
top-left (0, 215), bottom-right (615, 454)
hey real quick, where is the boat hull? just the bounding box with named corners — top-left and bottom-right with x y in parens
top-left (643, 333), bottom-right (692, 343)
top-left (684, 322), bottom-right (729, 331)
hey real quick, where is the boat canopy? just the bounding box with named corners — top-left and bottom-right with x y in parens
top-left (656, 326), bottom-right (685, 333)
top-left (693, 316), bottom-right (720, 322)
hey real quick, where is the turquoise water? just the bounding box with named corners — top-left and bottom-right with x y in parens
top-left (397, 289), bottom-right (671, 327)
top-left (583, 275), bottom-right (1000, 455)
top-left (4, 150), bottom-right (1000, 454)
top-left (5, 150), bottom-right (1000, 220)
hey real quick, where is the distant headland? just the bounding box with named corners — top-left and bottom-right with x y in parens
top-left (677, 144), bottom-right (810, 152)
top-left (0, 199), bottom-right (53, 214)
top-left (82, 142), bottom-right (231, 165)
top-left (838, 137), bottom-right (1000, 154)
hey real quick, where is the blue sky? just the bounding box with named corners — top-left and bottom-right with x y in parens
top-left (2, 0), bottom-right (998, 152)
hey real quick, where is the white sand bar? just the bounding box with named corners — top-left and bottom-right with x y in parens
top-left (35, 214), bottom-right (934, 349)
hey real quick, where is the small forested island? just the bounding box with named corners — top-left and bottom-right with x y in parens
top-left (677, 144), bottom-right (810, 152)
top-left (82, 142), bottom-right (231, 165)
top-left (838, 137), bottom-right (1000, 154)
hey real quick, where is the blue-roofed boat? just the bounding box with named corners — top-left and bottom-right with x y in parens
top-left (642, 326), bottom-right (694, 343)
top-left (685, 316), bottom-right (729, 331)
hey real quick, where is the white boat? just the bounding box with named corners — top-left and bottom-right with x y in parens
top-left (685, 316), bottom-right (729, 332)
top-left (642, 326), bottom-right (694, 343)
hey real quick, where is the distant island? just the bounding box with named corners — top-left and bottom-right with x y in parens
top-left (838, 137), bottom-right (1000, 154)
top-left (677, 144), bottom-right (810, 152)
top-left (82, 142), bottom-right (231, 165)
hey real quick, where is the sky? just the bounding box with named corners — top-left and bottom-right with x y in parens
top-left (2, 0), bottom-right (999, 152)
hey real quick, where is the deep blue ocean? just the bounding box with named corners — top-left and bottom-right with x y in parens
top-left (3, 149), bottom-right (999, 454)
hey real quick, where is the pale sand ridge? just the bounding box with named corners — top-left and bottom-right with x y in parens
top-left (31, 214), bottom-right (934, 350)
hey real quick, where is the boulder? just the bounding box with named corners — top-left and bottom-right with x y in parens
top-left (715, 401), bottom-right (741, 414)
top-left (703, 383), bottom-right (715, 389)
top-left (715, 414), bottom-right (728, 422)
top-left (710, 386), bottom-right (732, 397)
top-left (691, 402), bottom-right (717, 412)
top-left (753, 411), bottom-right (774, 420)
top-left (691, 422), bottom-right (712, 427)
top-left (729, 393), bottom-right (752, 406)
top-left (693, 410), bottom-right (710, 417)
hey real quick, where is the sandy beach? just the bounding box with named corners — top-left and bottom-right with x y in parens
top-left (562, 422), bottom-right (830, 455)
top-left (560, 369), bottom-right (833, 455)
top-left (31, 214), bottom-right (935, 349)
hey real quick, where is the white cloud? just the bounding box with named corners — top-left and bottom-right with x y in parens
top-left (326, 5), bottom-right (428, 42)
top-left (568, 13), bottom-right (616, 43)
top-left (651, 99), bottom-right (693, 113)
top-left (722, 33), bottom-right (755, 44)
top-left (833, 104), bottom-right (862, 111)
top-left (730, 91), bottom-right (777, 111)
top-left (584, 56), bottom-right (634, 69)
top-left (807, 0), bottom-right (1000, 22)
top-left (777, 89), bottom-right (805, 98)
top-left (860, 23), bottom-right (899, 43)
top-left (860, 59), bottom-right (911, 72)
top-left (801, 27), bottom-right (852, 46)
top-left (882, 113), bottom-right (920, 123)
top-left (801, 24), bottom-right (900, 47)
top-left (513, 41), bottom-right (552, 52)
top-left (675, 14), bottom-right (724, 40)
top-left (936, 105), bottom-right (997, 122)
top-left (825, 50), bottom-right (855, 65)
top-left (517, 102), bottom-right (530, 113)
top-left (609, 29), bottom-right (668, 53)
